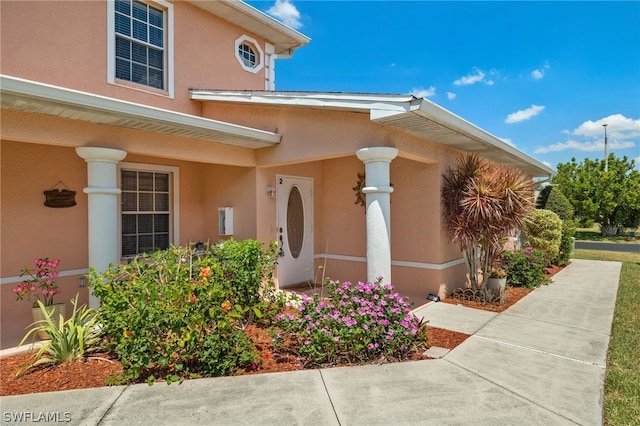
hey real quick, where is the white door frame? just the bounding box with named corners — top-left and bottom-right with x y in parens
top-left (276, 175), bottom-right (314, 287)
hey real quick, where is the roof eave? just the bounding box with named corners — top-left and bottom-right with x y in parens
top-left (191, 90), bottom-right (555, 178)
top-left (190, 89), bottom-right (418, 113)
top-left (187, 0), bottom-right (310, 54)
top-left (0, 75), bottom-right (281, 148)
top-left (372, 99), bottom-right (555, 178)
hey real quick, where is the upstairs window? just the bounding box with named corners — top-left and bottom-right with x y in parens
top-left (114, 0), bottom-right (165, 90)
top-left (238, 43), bottom-right (257, 68)
top-left (235, 35), bottom-right (264, 74)
top-left (108, 0), bottom-right (173, 96)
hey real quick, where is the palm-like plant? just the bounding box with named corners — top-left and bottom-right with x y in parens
top-left (442, 155), bottom-right (533, 291)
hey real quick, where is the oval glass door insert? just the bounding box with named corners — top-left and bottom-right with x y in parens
top-left (287, 186), bottom-right (304, 259)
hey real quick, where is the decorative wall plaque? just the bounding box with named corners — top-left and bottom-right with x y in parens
top-left (353, 172), bottom-right (366, 207)
top-left (43, 189), bottom-right (77, 208)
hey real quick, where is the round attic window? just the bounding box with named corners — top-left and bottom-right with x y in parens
top-left (235, 35), bottom-right (264, 73)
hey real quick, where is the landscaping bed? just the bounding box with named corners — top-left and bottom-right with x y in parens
top-left (2, 240), bottom-right (566, 397)
top-left (0, 326), bottom-right (469, 397)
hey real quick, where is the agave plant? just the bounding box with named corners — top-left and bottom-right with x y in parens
top-left (17, 294), bottom-right (104, 377)
top-left (442, 155), bottom-right (533, 291)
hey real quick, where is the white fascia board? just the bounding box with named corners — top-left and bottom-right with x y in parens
top-left (416, 99), bottom-right (555, 176)
top-left (190, 90), bottom-right (418, 113)
top-left (187, 0), bottom-right (310, 54)
top-left (225, 0), bottom-right (310, 44)
top-left (1, 75), bottom-right (281, 144)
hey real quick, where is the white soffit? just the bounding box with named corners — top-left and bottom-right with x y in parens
top-left (187, 0), bottom-right (310, 54)
top-left (372, 99), bottom-right (556, 178)
top-left (190, 89), bottom-right (555, 178)
top-left (0, 75), bottom-right (281, 148)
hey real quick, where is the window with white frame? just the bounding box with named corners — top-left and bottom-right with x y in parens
top-left (109, 0), bottom-right (173, 95)
top-left (120, 168), bottom-right (172, 257)
top-left (235, 35), bottom-right (264, 73)
top-left (238, 43), bottom-right (257, 68)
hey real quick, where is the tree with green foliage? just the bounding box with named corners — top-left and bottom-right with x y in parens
top-left (536, 186), bottom-right (576, 265)
top-left (523, 209), bottom-right (563, 263)
top-left (536, 185), bottom-right (574, 220)
top-left (552, 154), bottom-right (640, 236)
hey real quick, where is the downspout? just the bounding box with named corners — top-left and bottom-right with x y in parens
top-left (268, 48), bottom-right (294, 91)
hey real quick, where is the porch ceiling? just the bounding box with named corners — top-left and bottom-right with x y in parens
top-left (0, 75), bottom-right (281, 149)
top-left (190, 90), bottom-right (555, 178)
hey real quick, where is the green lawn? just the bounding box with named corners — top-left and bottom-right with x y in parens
top-left (575, 225), bottom-right (639, 243)
top-left (572, 249), bottom-right (640, 425)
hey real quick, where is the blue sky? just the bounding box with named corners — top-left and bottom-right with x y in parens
top-left (247, 0), bottom-right (640, 171)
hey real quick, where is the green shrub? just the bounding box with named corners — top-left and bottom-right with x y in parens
top-left (17, 294), bottom-right (102, 376)
top-left (274, 279), bottom-right (427, 367)
top-left (503, 248), bottom-right (551, 288)
top-left (579, 218), bottom-right (595, 228)
top-left (88, 240), bottom-right (279, 384)
top-left (523, 209), bottom-right (563, 263)
top-left (554, 220), bottom-right (577, 266)
top-left (537, 186), bottom-right (574, 221)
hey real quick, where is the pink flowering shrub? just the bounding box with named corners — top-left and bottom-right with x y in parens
top-left (13, 258), bottom-right (62, 307)
top-left (274, 278), bottom-right (427, 367)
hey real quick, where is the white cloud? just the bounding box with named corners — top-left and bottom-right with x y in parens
top-left (505, 104), bottom-right (545, 124)
top-left (267, 0), bottom-right (302, 29)
top-left (542, 160), bottom-right (553, 168)
top-left (453, 68), bottom-right (486, 86)
top-left (531, 61), bottom-right (550, 80)
top-left (447, 92), bottom-right (456, 100)
top-left (534, 114), bottom-right (640, 154)
top-left (409, 86), bottom-right (436, 98)
top-left (500, 137), bottom-right (515, 147)
top-left (534, 139), bottom-right (635, 154)
top-left (453, 67), bottom-right (500, 86)
top-left (573, 114), bottom-right (640, 140)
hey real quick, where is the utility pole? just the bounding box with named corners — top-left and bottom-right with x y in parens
top-left (603, 123), bottom-right (608, 172)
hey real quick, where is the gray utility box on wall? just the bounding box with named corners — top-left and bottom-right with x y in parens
top-left (218, 207), bottom-right (234, 235)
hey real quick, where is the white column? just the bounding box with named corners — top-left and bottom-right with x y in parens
top-left (356, 147), bottom-right (398, 285)
top-left (76, 147), bottom-right (127, 308)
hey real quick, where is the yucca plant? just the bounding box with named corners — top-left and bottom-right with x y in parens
top-left (442, 154), bottom-right (533, 291)
top-left (17, 294), bottom-right (103, 377)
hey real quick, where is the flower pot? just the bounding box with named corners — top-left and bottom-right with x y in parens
top-left (31, 303), bottom-right (66, 340)
top-left (486, 277), bottom-right (506, 293)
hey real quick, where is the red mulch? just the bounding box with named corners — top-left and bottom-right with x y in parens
top-left (1, 264), bottom-right (567, 397)
top-left (440, 262), bottom-right (568, 313)
top-left (0, 326), bottom-right (470, 397)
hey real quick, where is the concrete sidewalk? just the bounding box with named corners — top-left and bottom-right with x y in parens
top-left (1, 259), bottom-right (621, 425)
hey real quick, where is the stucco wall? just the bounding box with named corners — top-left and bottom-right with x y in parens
top-left (1, 141), bottom-right (90, 349)
top-left (0, 143), bottom-right (259, 349)
top-left (0, 1), bottom-right (268, 114)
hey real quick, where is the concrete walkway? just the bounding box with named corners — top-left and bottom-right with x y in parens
top-left (1, 259), bottom-right (621, 425)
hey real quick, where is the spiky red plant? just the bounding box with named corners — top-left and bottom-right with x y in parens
top-left (442, 155), bottom-right (533, 290)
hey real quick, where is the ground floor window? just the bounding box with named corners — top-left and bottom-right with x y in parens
top-left (120, 167), bottom-right (172, 257)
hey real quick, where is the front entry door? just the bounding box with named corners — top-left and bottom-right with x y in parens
top-left (276, 175), bottom-right (313, 287)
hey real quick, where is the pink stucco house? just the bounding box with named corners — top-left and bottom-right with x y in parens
top-left (0, 0), bottom-right (553, 349)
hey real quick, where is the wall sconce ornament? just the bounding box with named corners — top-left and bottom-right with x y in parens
top-left (266, 185), bottom-right (277, 198)
top-left (43, 181), bottom-right (76, 208)
top-left (353, 172), bottom-right (366, 207)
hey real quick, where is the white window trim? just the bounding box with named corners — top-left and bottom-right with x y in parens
top-left (107, 0), bottom-right (175, 98)
top-left (118, 162), bottom-right (180, 258)
top-left (235, 35), bottom-right (264, 74)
